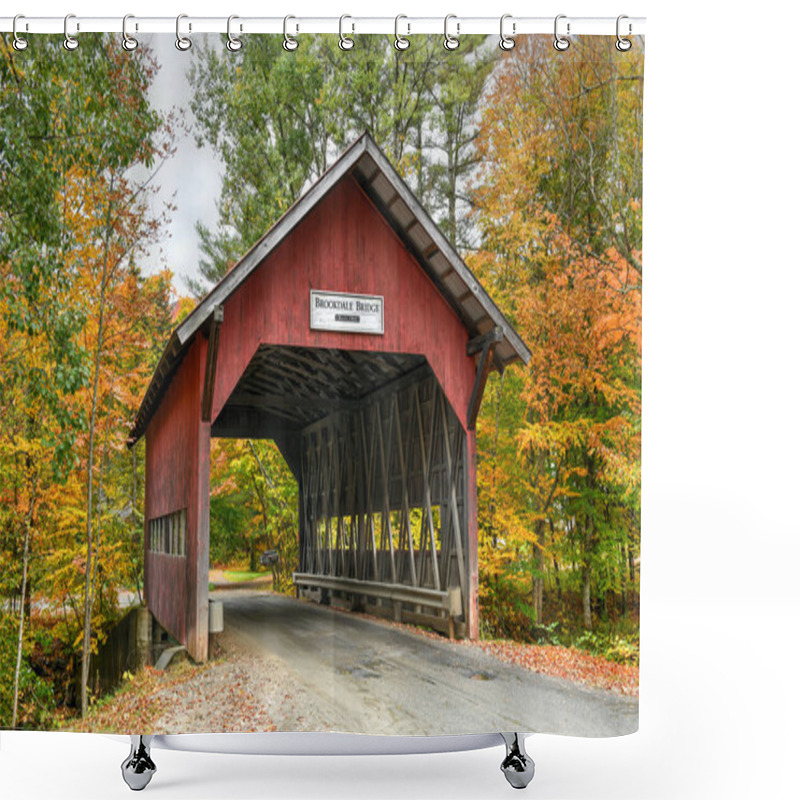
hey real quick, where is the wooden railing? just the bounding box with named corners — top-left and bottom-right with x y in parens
top-left (293, 572), bottom-right (463, 638)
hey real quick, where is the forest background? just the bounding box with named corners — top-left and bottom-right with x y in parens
top-left (0, 32), bottom-right (642, 728)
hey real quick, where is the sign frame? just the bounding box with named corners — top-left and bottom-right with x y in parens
top-left (309, 290), bottom-right (385, 335)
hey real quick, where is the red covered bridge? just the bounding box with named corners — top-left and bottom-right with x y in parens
top-left (130, 133), bottom-right (530, 662)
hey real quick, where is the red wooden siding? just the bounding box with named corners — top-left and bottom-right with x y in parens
top-left (144, 337), bottom-right (210, 662)
top-left (210, 176), bottom-right (475, 430)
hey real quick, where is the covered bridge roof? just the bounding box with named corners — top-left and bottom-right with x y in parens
top-left (130, 132), bottom-right (529, 444)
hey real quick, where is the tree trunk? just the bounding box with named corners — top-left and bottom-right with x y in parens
top-left (549, 520), bottom-right (562, 603)
top-left (89, 413), bottom-right (114, 654)
top-left (81, 188), bottom-right (114, 717)
top-left (582, 515), bottom-right (594, 630)
top-left (532, 519), bottom-right (545, 625)
top-left (447, 146), bottom-right (457, 243)
top-left (621, 541), bottom-right (629, 617)
top-left (530, 450), bottom-right (564, 627)
top-left (132, 444), bottom-right (143, 605)
top-left (582, 563), bottom-right (592, 631)
top-left (415, 117), bottom-right (424, 200)
top-left (582, 460), bottom-right (597, 631)
top-left (249, 537), bottom-right (258, 573)
top-left (12, 489), bottom-right (36, 728)
top-left (487, 371), bottom-right (505, 548)
top-left (629, 540), bottom-right (636, 585)
top-left (552, 555), bottom-right (563, 603)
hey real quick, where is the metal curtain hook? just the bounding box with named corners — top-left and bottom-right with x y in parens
top-left (616, 14), bottom-right (633, 51)
top-left (122, 14), bottom-right (138, 51)
top-left (443, 13), bottom-right (459, 51)
top-left (283, 15), bottom-right (299, 51)
top-left (553, 14), bottom-right (570, 51)
top-left (227, 15), bottom-right (242, 51)
top-left (176, 13), bottom-right (192, 51)
top-left (339, 14), bottom-right (354, 50)
top-left (64, 13), bottom-right (79, 51)
top-left (12, 14), bottom-right (28, 51)
top-left (394, 14), bottom-right (410, 51)
top-left (499, 14), bottom-right (515, 51)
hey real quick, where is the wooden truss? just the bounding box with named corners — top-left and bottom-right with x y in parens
top-left (295, 370), bottom-right (469, 636)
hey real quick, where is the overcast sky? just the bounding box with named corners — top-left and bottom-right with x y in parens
top-left (136, 33), bottom-right (486, 297)
top-left (141, 35), bottom-right (223, 296)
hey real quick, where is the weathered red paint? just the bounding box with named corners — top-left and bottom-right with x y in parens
top-left (144, 337), bottom-right (209, 662)
top-left (144, 175), bottom-right (481, 661)
top-left (210, 177), bottom-right (475, 430)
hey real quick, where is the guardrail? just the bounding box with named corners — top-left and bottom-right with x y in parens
top-left (293, 572), bottom-right (463, 637)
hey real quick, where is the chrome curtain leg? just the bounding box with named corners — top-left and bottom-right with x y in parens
top-left (121, 735), bottom-right (157, 791)
top-left (500, 732), bottom-right (535, 790)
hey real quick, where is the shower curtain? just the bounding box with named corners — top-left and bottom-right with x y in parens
top-left (0, 29), bottom-right (643, 739)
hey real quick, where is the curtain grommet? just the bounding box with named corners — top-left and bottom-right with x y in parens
top-left (64, 13), bottom-right (79, 51)
top-left (283, 15), bottom-right (299, 51)
top-left (394, 14), bottom-right (410, 51)
top-left (616, 15), bottom-right (633, 51)
top-left (339, 14), bottom-right (355, 51)
top-left (553, 14), bottom-right (570, 51)
top-left (499, 14), bottom-right (516, 51)
top-left (443, 13), bottom-right (460, 51)
top-left (122, 14), bottom-right (138, 51)
top-left (226, 15), bottom-right (243, 52)
top-left (12, 15), bottom-right (28, 51)
top-left (176, 13), bottom-right (192, 51)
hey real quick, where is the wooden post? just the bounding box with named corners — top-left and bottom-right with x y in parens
top-left (467, 326), bottom-right (502, 430)
top-left (466, 427), bottom-right (479, 639)
top-left (201, 305), bottom-right (223, 422)
top-left (189, 417), bottom-right (210, 662)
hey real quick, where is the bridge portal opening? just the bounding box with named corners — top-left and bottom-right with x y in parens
top-left (207, 435), bottom-right (298, 592)
top-left (211, 345), bottom-right (469, 639)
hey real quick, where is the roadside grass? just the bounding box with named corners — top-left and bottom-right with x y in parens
top-left (223, 570), bottom-right (266, 583)
top-left (209, 568), bottom-right (273, 592)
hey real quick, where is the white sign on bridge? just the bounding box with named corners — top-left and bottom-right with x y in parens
top-left (309, 290), bottom-right (384, 335)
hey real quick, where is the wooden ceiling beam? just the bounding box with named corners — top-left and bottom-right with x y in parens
top-left (228, 390), bottom-right (360, 413)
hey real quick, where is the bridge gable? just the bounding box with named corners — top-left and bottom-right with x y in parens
top-left (210, 175), bottom-right (473, 427)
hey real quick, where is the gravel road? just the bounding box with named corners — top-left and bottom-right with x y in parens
top-left (148, 633), bottom-right (345, 734)
top-left (216, 591), bottom-right (638, 737)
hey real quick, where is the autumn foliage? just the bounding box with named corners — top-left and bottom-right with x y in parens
top-left (470, 37), bottom-right (643, 644)
top-left (1, 34), bottom-right (643, 728)
top-left (0, 35), bottom-right (174, 726)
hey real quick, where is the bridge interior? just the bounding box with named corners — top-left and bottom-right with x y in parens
top-left (210, 345), bottom-right (469, 638)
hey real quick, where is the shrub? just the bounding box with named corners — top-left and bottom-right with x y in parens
top-left (573, 629), bottom-right (639, 666)
top-left (0, 613), bottom-right (55, 728)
